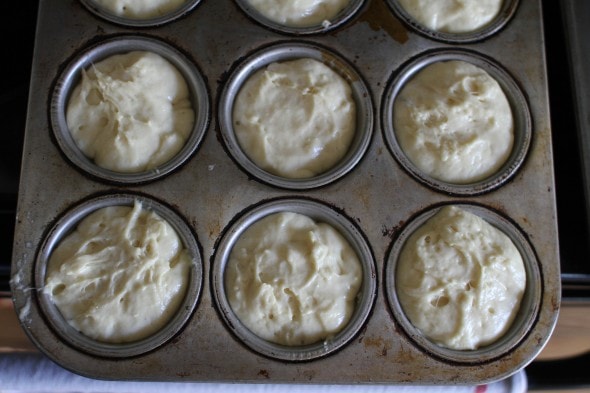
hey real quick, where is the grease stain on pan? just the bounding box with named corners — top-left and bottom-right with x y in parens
top-left (357, 0), bottom-right (409, 44)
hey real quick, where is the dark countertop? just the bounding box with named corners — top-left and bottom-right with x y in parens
top-left (0, 2), bottom-right (38, 293)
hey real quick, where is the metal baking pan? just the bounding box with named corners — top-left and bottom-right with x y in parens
top-left (11, 0), bottom-right (560, 384)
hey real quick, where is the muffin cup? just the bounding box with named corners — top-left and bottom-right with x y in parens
top-left (34, 193), bottom-right (203, 358)
top-left (381, 49), bottom-right (531, 196)
top-left (218, 41), bottom-right (373, 190)
top-left (211, 197), bottom-right (377, 361)
top-left (234, 0), bottom-right (366, 35)
top-left (384, 202), bottom-right (542, 364)
top-left (385, 0), bottom-right (520, 44)
top-left (50, 35), bottom-right (210, 185)
top-left (79, 0), bottom-right (203, 27)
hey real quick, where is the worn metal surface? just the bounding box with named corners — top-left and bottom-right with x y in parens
top-left (11, 0), bottom-right (560, 384)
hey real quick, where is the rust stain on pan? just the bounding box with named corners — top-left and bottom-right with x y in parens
top-left (362, 336), bottom-right (392, 357)
top-left (356, 0), bottom-right (409, 44)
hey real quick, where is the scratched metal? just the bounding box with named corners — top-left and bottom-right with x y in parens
top-left (11, 0), bottom-right (560, 384)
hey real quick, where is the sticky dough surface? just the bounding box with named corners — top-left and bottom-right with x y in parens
top-left (225, 212), bottom-right (362, 346)
top-left (397, 0), bottom-right (504, 33)
top-left (396, 206), bottom-right (526, 350)
top-left (66, 51), bottom-right (194, 173)
top-left (233, 58), bottom-right (356, 179)
top-left (93, 0), bottom-right (188, 19)
top-left (246, 0), bottom-right (352, 27)
top-left (44, 202), bottom-right (191, 343)
top-left (393, 60), bottom-right (513, 184)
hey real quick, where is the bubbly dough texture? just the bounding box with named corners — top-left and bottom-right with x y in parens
top-left (397, 0), bottom-right (504, 33)
top-left (246, 0), bottom-right (352, 28)
top-left (93, 0), bottom-right (188, 19)
top-left (225, 212), bottom-right (362, 346)
top-left (44, 202), bottom-right (191, 344)
top-left (66, 51), bottom-right (194, 173)
top-left (233, 58), bottom-right (356, 179)
top-left (396, 206), bottom-right (526, 350)
top-left (393, 60), bottom-right (513, 184)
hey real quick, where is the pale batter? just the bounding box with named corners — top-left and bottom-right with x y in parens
top-left (66, 51), bottom-right (194, 173)
top-left (246, 0), bottom-right (352, 28)
top-left (396, 0), bottom-right (504, 33)
top-left (396, 206), bottom-right (526, 350)
top-left (393, 60), bottom-right (513, 184)
top-left (44, 201), bottom-right (191, 343)
top-left (233, 58), bottom-right (356, 179)
top-left (225, 212), bottom-right (362, 346)
top-left (92, 0), bottom-right (189, 19)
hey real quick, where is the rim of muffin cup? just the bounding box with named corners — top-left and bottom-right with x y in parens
top-left (79, 0), bottom-right (203, 27)
top-left (381, 49), bottom-right (531, 196)
top-left (384, 0), bottom-right (520, 44)
top-left (211, 197), bottom-right (377, 362)
top-left (218, 41), bottom-right (374, 190)
top-left (50, 35), bottom-right (210, 185)
top-left (384, 202), bottom-right (541, 364)
top-left (34, 193), bottom-right (203, 358)
top-left (233, 0), bottom-right (366, 35)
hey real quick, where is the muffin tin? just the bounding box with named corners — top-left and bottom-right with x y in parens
top-left (11, 0), bottom-right (560, 384)
top-left (385, 202), bottom-right (542, 364)
top-left (50, 35), bottom-right (210, 184)
top-left (212, 197), bottom-right (377, 362)
top-left (381, 49), bottom-right (531, 195)
top-left (218, 41), bottom-right (373, 189)
top-left (234, 0), bottom-right (367, 35)
top-left (385, 0), bottom-right (520, 43)
top-left (79, 0), bottom-right (204, 27)
top-left (34, 193), bottom-right (203, 358)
